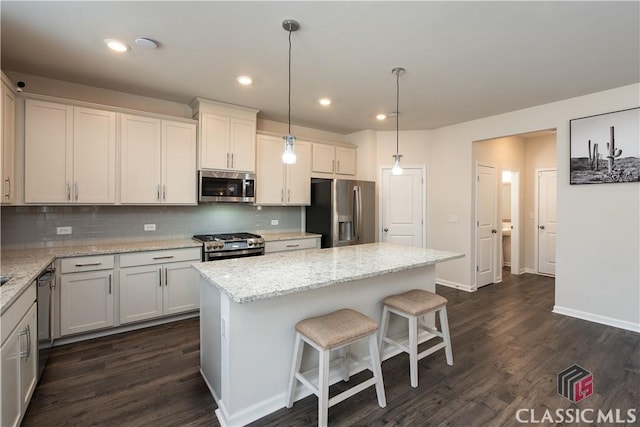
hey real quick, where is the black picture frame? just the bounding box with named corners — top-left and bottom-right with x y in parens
top-left (569, 107), bottom-right (640, 185)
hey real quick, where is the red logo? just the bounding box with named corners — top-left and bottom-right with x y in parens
top-left (558, 364), bottom-right (593, 402)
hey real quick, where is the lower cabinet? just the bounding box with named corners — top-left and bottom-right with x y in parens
top-left (59, 256), bottom-right (115, 336)
top-left (1, 285), bottom-right (37, 427)
top-left (265, 237), bottom-right (321, 253)
top-left (119, 248), bottom-right (200, 324)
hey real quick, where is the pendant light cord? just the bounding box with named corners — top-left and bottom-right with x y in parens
top-left (288, 28), bottom-right (292, 135)
top-left (395, 70), bottom-right (400, 154)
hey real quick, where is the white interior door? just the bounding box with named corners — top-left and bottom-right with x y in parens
top-left (476, 164), bottom-right (497, 287)
top-left (537, 169), bottom-right (557, 276)
top-left (381, 168), bottom-right (424, 247)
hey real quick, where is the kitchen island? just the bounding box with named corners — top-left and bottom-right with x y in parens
top-left (193, 243), bottom-right (463, 427)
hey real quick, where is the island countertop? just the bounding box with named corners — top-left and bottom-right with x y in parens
top-left (193, 242), bottom-right (464, 304)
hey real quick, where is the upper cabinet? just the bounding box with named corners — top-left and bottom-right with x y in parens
top-left (312, 143), bottom-right (356, 177)
top-left (256, 134), bottom-right (311, 205)
top-left (191, 98), bottom-right (258, 172)
top-left (1, 75), bottom-right (16, 204)
top-left (25, 100), bottom-right (116, 204)
top-left (120, 114), bottom-right (196, 205)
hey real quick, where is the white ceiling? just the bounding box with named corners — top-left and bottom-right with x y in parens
top-left (2, 1), bottom-right (639, 134)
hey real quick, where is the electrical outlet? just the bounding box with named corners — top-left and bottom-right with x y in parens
top-left (271, 219), bottom-right (279, 226)
top-left (56, 226), bottom-right (72, 235)
top-left (144, 224), bottom-right (156, 231)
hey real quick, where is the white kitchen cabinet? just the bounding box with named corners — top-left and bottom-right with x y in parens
top-left (25, 99), bottom-right (116, 204)
top-left (311, 143), bottom-right (356, 176)
top-left (119, 248), bottom-right (200, 324)
top-left (59, 255), bottom-right (115, 336)
top-left (256, 134), bottom-right (311, 205)
top-left (191, 98), bottom-right (258, 172)
top-left (265, 237), bottom-right (321, 253)
top-left (120, 114), bottom-right (196, 204)
top-left (1, 284), bottom-right (37, 427)
top-left (1, 75), bottom-right (16, 204)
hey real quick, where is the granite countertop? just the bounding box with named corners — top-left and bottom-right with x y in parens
top-left (193, 242), bottom-right (464, 304)
top-left (260, 231), bottom-right (322, 241)
top-left (0, 239), bottom-right (201, 315)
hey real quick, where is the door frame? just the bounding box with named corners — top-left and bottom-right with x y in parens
top-left (378, 165), bottom-right (427, 247)
top-left (534, 167), bottom-right (557, 276)
top-left (501, 169), bottom-right (521, 275)
top-left (475, 162), bottom-right (499, 288)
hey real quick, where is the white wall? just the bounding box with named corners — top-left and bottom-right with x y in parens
top-left (430, 83), bottom-right (640, 331)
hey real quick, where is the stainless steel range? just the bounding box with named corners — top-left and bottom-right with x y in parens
top-left (193, 232), bottom-right (265, 261)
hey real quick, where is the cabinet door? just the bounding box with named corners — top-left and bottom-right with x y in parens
top-left (335, 147), bottom-right (356, 175)
top-left (1, 81), bottom-right (16, 204)
top-left (19, 303), bottom-right (37, 411)
top-left (162, 120), bottom-right (197, 204)
top-left (73, 107), bottom-right (116, 203)
top-left (286, 141), bottom-right (311, 205)
top-left (119, 265), bottom-right (164, 324)
top-left (120, 114), bottom-right (162, 204)
top-left (256, 135), bottom-right (285, 204)
top-left (230, 118), bottom-right (256, 172)
top-left (1, 328), bottom-right (20, 427)
top-left (60, 270), bottom-right (114, 336)
top-left (199, 112), bottom-right (229, 170)
top-left (24, 100), bottom-right (73, 203)
top-left (312, 144), bottom-right (335, 174)
top-left (163, 261), bottom-right (199, 315)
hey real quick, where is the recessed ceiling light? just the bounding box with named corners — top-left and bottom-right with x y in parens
top-left (105, 38), bottom-right (129, 52)
top-left (319, 98), bottom-right (331, 106)
top-left (135, 37), bottom-right (158, 49)
top-left (236, 76), bottom-right (253, 85)
top-left (376, 114), bottom-right (387, 120)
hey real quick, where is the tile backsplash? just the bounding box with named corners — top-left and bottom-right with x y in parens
top-left (1, 204), bottom-right (302, 249)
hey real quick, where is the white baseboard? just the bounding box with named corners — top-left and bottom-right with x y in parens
top-left (553, 306), bottom-right (640, 333)
top-left (523, 268), bottom-right (536, 274)
top-left (436, 277), bottom-right (476, 292)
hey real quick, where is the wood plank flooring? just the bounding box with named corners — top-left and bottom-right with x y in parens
top-left (22, 272), bottom-right (639, 426)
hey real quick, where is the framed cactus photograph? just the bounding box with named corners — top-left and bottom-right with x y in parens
top-left (570, 107), bottom-right (640, 184)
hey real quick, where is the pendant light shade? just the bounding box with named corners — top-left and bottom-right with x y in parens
top-left (391, 67), bottom-right (405, 175)
top-left (282, 19), bottom-right (300, 164)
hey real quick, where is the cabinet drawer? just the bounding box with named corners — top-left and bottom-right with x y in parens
top-left (120, 247), bottom-right (201, 268)
top-left (1, 284), bottom-right (36, 346)
top-left (60, 255), bottom-right (115, 273)
top-left (265, 238), bottom-right (320, 253)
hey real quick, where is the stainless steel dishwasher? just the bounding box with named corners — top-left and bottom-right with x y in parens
top-left (36, 264), bottom-right (55, 379)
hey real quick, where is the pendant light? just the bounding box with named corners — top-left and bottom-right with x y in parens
top-left (391, 67), bottom-right (405, 175)
top-left (282, 19), bottom-right (300, 164)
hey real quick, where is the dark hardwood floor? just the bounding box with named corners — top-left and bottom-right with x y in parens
top-left (23, 273), bottom-right (639, 426)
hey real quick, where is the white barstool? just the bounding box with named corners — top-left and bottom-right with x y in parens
top-left (379, 289), bottom-right (453, 388)
top-left (286, 308), bottom-right (386, 427)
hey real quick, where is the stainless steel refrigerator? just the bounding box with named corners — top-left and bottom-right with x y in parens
top-left (305, 179), bottom-right (375, 248)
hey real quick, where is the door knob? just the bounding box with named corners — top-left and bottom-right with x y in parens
top-left (491, 229), bottom-right (497, 234)
top-left (539, 225), bottom-right (545, 230)
top-left (384, 228), bottom-right (389, 232)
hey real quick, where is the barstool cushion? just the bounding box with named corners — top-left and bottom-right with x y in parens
top-left (296, 308), bottom-right (378, 349)
top-left (383, 289), bottom-right (447, 316)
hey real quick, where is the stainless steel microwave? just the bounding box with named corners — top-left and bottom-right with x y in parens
top-left (199, 170), bottom-right (255, 203)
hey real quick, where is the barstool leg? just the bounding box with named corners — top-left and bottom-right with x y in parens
top-left (286, 332), bottom-right (304, 408)
top-left (409, 315), bottom-right (419, 388)
top-left (342, 347), bottom-right (351, 382)
top-left (368, 334), bottom-right (387, 408)
top-left (378, 306), bottom-right (390, 360)
top-left (439, 306), bottom-right (454, 365)
top-left (318, 348), bottom-right (331, 427)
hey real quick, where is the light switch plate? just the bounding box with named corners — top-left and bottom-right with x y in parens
top-left (271, 219), bottom-right (279, 226)
top-left (56, 226), bottom-right (72, 235)
top-left (144, 224), bottom-right (156, 231)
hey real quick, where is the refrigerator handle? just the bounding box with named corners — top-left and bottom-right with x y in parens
top-left (354, 185), bottom-right (362, 242)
